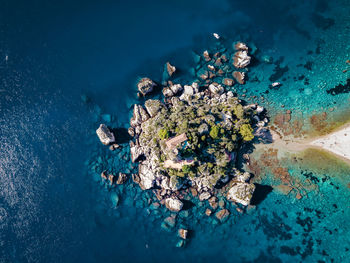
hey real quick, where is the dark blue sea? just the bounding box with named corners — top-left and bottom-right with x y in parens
top-left (0, 0), bottom-right (350, 262)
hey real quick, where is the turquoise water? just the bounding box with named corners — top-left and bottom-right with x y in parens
top-left (0, 0), bottom-right (350, 262)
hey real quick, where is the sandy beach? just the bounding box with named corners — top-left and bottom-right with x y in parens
top-left (309, 123), bottom-right (350, 161)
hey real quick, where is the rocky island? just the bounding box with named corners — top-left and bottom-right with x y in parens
top-left (96, 42), bottom-right (270, 218)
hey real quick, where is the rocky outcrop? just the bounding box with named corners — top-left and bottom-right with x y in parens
top-left (96, 124), bottom-right (115, 145)
top-left (166, 62), bottom-right (176, 77)
top-left (233, 71), bottom-right (245, 84)
top-left (233, 50), bottom-right (251, 69)
top-left (138, 164), bottom-right (156, 189)
top-left (165, 197), bottom-right (183, 212)
top-left (163, 84), bottom-right (183, 97)
top-left (137, 78), bottom-right (157, 96)
top-left (130, 141), bottom-right (144, 163)
top-left (117, 173), bottom-right (128, 184)
top-left (227, 182), bottom-right (255, 206)
top-left (209, 83), bottom-right (224, 95)
top-left (178, 228), bottom-right (188, 239)
top-left (234, 42), bottom-right (248, 51)
top-left (130, 105), bottom-right (150, 127)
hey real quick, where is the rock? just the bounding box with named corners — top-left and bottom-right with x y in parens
top-left (101, 170), bottom-right (108, 180)
top-left (145, 99), bottom-right (162, 118)
top-left (215, 209), bottom-right (230, 222)
top-left (130, 141), bottom-right (144, 163)
top-left (109, 143), bottom-right (120, 151)
top-left (227, 182), bottom-right (255, 206)
top-left (234, 42), bottom-right (248, 51)
top-left (166, 62), bottom-right (176, 77)
top-left (222, 78), bottom-right (234, 86)
top-left (209, 83), bottom-right (224, 95)
top-left (205, 208), bottom-right (212, 216)
top-left (108, 174), bottom-right (116, 185)
top-left (170, 84), bottom-right (183, 94)
top-left (198, 123), bottom-right (209, 135)
top-left (128, 127), bottom-right (135, 137)
top-left (256, 105), bottom-right (264, 113)
top-left (233, 71), bottom-right (245, 85)
top-left (208, 196), bottom-right (218, 210)
top-left (233, 50), bottom-right (251, 68)
top-left (137, 78), bottom-right (157, 96)
top-left (203, 50), bottom-right (211, 61)
top-left (96, 124), bottom-right (115, 145)
top-left (138, 164), bottom-right (156, 190)
top-left (190, 187), bottom-right (198, 197)
top-left (176, 239), bottom-right (185, 248)
top-left (234, 170), bottom-right (251, 182)
top-left (164, 216), bottom-right (176, 228)
top-left (130, 105), bottom-right (150, 127)
top-left (213, 33), bottom-right (220, 39)
top-left (162, 87), bottom-right (174, 97)
top-left (117, 173), bottom-right (128, 184)
top-left (218, 200), bottom-right (225, 208)
top-left (199, 191), bottom-right (211, 201)
top-left (178, 228), bottom-right (188, 239)
top-left (132, 173), bottom-right (141, 184)
top-left (208, 65), bottom-right (215, 71)
top-left (271, 82), bottom-right (281, 88)
top-left (165, 197), bottom-right (183, 212)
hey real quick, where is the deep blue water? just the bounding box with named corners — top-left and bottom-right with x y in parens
top-left (0, 0), bottom-right (350, 262)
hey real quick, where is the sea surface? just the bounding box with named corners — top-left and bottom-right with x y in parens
top-left (0, 0), bottom-right (349, 262)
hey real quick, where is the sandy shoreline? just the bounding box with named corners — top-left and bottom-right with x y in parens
top-left (261, 122), bottom-right (350, 164)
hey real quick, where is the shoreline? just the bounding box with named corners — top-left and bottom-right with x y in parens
top-left (261, 122), bottom-right (350, 165)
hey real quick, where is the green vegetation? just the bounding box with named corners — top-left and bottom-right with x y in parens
top-left (138, 94), bottom-right (259, 189)
top-left (209, 125), bottom-right (220, 139)
top-left (239, 124), bottom-right (254, 141)
top-left (158, 128), bottom-right (169, 140)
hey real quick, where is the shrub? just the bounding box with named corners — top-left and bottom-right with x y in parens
top-left (209, 125), bottom-right (220, 139)
top-left (158, 128), bottom-right (169, 140)
top-left (182, 165), bottom-right (191, 174)
top-left (233, 104), bottom-right (244, 119)
top-left (239, 124), bottom-right (254, 141)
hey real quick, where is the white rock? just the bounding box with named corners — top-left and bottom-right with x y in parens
top-left (233, 50), bottom-right (251, 68)
top-left (170, 84), bottom-right (183, 94)
top-left (213, 33), bottom-right (220, 39)
top-left (209, 84), bottom-right (224, 95)
top-left (227, 182), bottom-right (255, 206)
top-left (199, 192), bottom-right (211, 201)
top-left (165, 197), bottom-right (183, 212)
top-left (96, 124), bottom-right (115, 145)
top-left (138, 164), bottom-right (156, 189)
top-left (256, 105), bottom-right (264, 113)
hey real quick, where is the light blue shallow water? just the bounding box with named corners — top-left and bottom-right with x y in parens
top-left (0, 0), bottom-right (349, 262)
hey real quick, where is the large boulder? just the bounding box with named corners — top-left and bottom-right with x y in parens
top-left (137, 78), bottom-right (157, 96)
top-left (96, 124), bottom-right (115, 145)
top-left (166, 62), bottom-right (176, 77)
top-left (130, 141), bottom-right (144, 163)
top-left (233, 50), bottom-right (251, 69)
top-left (227, 182), bottom-right (255, 206)
top-left (138, 164), bottom-right (156, 189)
top-left (165, 197), bottom-right (183, 212)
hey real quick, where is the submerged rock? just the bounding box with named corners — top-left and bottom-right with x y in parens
top-left (227, 182), bottom-right (255, 206)
top-left (165, 197), bottom-right (183, 212)
top-left (215, 209), bottom-right (230, 222)
top-left (233, 71), bottom-right (246, 85)
top-left (137, 78), bottom-right (157, 96)
top-left (117, 173), bottom-right (128, 184)
top-left (96, 124), bottom-right (115, 145)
